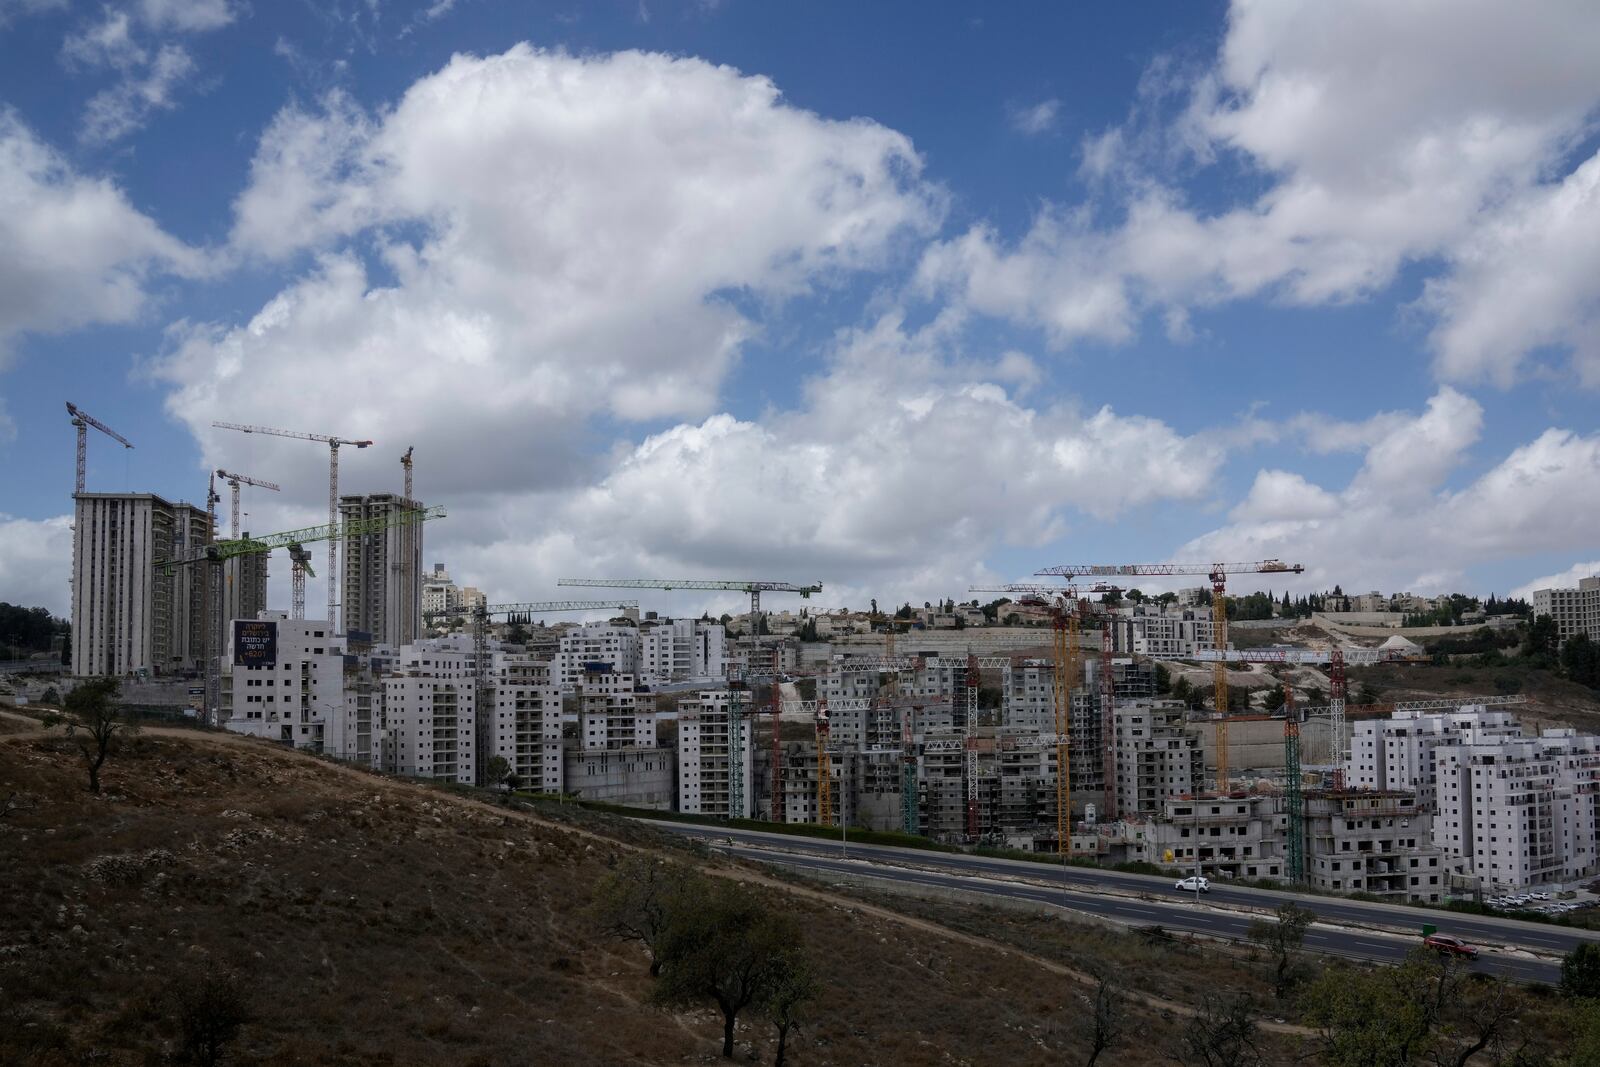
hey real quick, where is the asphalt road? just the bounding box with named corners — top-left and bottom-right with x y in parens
top-left (653, 822), bottom-right (1584, 985)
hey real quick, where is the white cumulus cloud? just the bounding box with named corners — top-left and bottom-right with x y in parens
top-left (0, 112), bottom-right (201, 357)
top-left (0, 514), bottom-right (73, 616)
top-left (1180, 391), bottom-right (1600, 596)
top-left (917, 0), bottom-right (1600, 385)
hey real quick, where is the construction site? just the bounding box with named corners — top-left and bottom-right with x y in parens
top-left (47, 401), bottom-right (1599, 900)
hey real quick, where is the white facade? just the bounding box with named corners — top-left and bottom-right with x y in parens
top-left (71, 492), bottom-right (210, 678)
top-left (553, 622), bottom-right (640, 689)
top-left (421, 562), bottom-right (456, 617)
top-left (1347, 707), bottom-right (1522, 807)
top-left (637, 618), bottom-right (726, 685)
top-left (1433, 731), bottom-right (1600, 890)
top-left (1125, 609), bottom-right (1216, 659)
top-left (1003, 660), bottom-right (1058, 731)
top-left (223, 614), bottom-right (348, 754)
top-left (1347, 705), bottom-right (1600, 891)
top-left (579, 678), bottom-right (658, 751)
top-left (384, 641), bottom-right (477, 784)
top-left (339, 493), bottom-right (424, 646)
top-left (1533, 576), bottom-right (1600, 644)
top-left (677, 690), bottom-right (755, 817)
top-left (488, 654), bottom-right (563, 793)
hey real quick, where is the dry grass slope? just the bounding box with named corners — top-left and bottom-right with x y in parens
top-left (0, 726), bottom-right (1283, 1066)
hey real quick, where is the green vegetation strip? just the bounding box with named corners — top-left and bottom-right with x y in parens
top-left (509, 793), bottom-right (960, 852)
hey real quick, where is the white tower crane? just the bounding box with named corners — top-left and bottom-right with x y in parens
top-left (215, 469), bottom-right (281, 539)
top-left (65, 401), bottom-right (134, 495)
top-left (212, 422), bottom-right (373, 633)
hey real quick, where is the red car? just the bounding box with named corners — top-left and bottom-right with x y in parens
top-left (1424, 934), bottom-right (1481, 959)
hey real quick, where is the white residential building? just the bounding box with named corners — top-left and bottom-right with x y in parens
top-left (421, 563), bottom-right (457, 617)
top-left (553, 622), bottom-right (640, 689)
top-left (1433, 731), bottom-right (1600, 891)
top-left (71, 492), bottom-right (211, 678)
top-left (1125, 608), bottom-right (1217, 659)
top-left (1533, 576), bottom-right (1600, 645)
top-left (579, 679), bottom-right (658, 751)
top-left (678, 689), bottom-right (755, 817)
top-left (637, 617), bottom-right (726, 685)
top-left (1347, 707), bottom-right (1523, 808)
top-left (1113, 703), bottom-right (1204, 816)
top-left (223, 614), bottom-right (348, 754)
top-left (384, 640), bottom-right (477, 784)
top-left (486, 655), bottom-right (563, 794)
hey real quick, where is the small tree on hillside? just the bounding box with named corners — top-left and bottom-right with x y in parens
top-left (1563, 943), bottom-right (1600, 1000)
top-left (1081, 969), bottom-right (1124, 1067)
top-left (1176, 994), bottom-right (1261, 1067)
top-left (47, 677), bottom-right (135, 794)
top-left (484, 755), bottom-right (512, 790)
top-left (167, 964), bottom-right (250, 1067)
top-left (762, 945), bottom-right (818, 1067)
top-left (655, 879), bottom-right (803, 1058)
top-left (1247, 902), bottom-right (1314, 999)
top-left (590, 856), bottom-right (699, 977)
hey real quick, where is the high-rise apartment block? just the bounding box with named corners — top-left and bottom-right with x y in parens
top-left (71, 492), bottom-right (210, 677)
top-left (677, 689), bottom-right (754, 817)
top-left (1349, 706), bottom-right (1600, 892)
top-left (384, 640), bottom-right (476, 784)
top-left (1533, 575), bottom-right (1600, 644)
top-left (222, 549), bottom-right (269, 646)
top-left (339, 493), bottom-right (424, 644)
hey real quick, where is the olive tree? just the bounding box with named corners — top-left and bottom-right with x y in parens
top-left (654, 879), bottom-right (804, 1059)
top-left (1246, 902), bottom-right (1314, 999)
top-left (589, 855), bottom-right (700, 977)
top-left (47, 677), bottom-right (136, 794)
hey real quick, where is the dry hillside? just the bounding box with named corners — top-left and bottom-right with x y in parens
top-left (0, 717), bottom-right (1301, 1066)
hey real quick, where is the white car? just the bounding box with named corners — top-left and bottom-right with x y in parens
top-left (1175, 876), bottom-right (1211, 894)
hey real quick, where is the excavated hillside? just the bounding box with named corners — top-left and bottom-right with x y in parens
top-left (0, 715), bottom-right (1302, 1066)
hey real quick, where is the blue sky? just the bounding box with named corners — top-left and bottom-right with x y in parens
top-left (2, 0), bottom-right (1598, 620)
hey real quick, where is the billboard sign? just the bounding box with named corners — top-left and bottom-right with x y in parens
top-left (233, 620), bottom-right (278, 667)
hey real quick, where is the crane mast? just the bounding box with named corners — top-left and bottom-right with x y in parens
top-left (1284, 685), bottom-right (1305, 883)
top-left (213, 421), bottom-right (373, 632)
top-left (815, 697), bottom-right (831, 827)
top-left (287, 544), bottom-right (314, 620)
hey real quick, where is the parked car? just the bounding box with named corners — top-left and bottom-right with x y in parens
top-left (1424, 934), bottom-right (1481, 959)
top-left (1175, 876), bottom-right (1211, 894)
